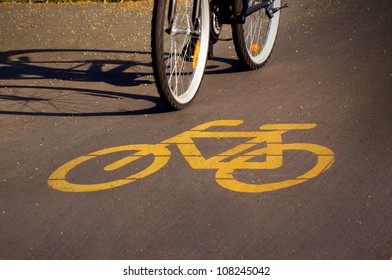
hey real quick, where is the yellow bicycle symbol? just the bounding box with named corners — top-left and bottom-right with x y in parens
top-left (48, 120), bottom-right (335, 193)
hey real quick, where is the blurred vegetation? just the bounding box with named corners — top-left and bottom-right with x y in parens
top-left (0, 0), bottom-right (146, 3)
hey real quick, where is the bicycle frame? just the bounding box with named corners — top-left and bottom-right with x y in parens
top-left (152, 0), bottom-right (288, 109)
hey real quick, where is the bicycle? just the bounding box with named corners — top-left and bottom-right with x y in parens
top-left (48, 120), bottom-right (335, 193)
top-left (151, 0), bottom-right (288, 110)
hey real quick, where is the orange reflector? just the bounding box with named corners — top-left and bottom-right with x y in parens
top-left (192, 39), bottom-right (200, 69)
top-left (250, 44), bottom-right (261, 52)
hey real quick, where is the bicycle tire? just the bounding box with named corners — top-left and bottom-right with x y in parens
top-left (151, 0), bottom-right (210, 110)
top-left (48, 144), bottom-right (171, 192)
top-left (231, 0), bottom-right (282, 70)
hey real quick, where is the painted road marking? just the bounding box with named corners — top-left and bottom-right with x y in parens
top-left (48, 120), bottom-right (335, 193)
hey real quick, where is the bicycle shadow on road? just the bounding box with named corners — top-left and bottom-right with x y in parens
top-left (0, 48), bottom-right (168, 116)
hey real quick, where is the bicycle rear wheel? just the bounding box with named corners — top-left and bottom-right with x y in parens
top-left (151, 0), bottom-right (210, 110)
top-left (232, 0), bottom-right (281, 70)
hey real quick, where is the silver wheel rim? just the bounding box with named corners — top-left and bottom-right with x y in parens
top-left (243, 0), bottom-right (281, 64)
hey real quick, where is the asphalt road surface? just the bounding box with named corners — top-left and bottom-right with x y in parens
top-left (1, 0), bottom-right (391, 259)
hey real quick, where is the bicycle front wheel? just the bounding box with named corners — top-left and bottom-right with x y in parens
top-left (232, 0), bottom-right (282, 70)
top-left (151, 0), bottom-right (210, 110)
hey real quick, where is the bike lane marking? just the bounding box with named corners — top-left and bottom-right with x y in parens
top-left (48, 120), bottom-right (335, 193)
